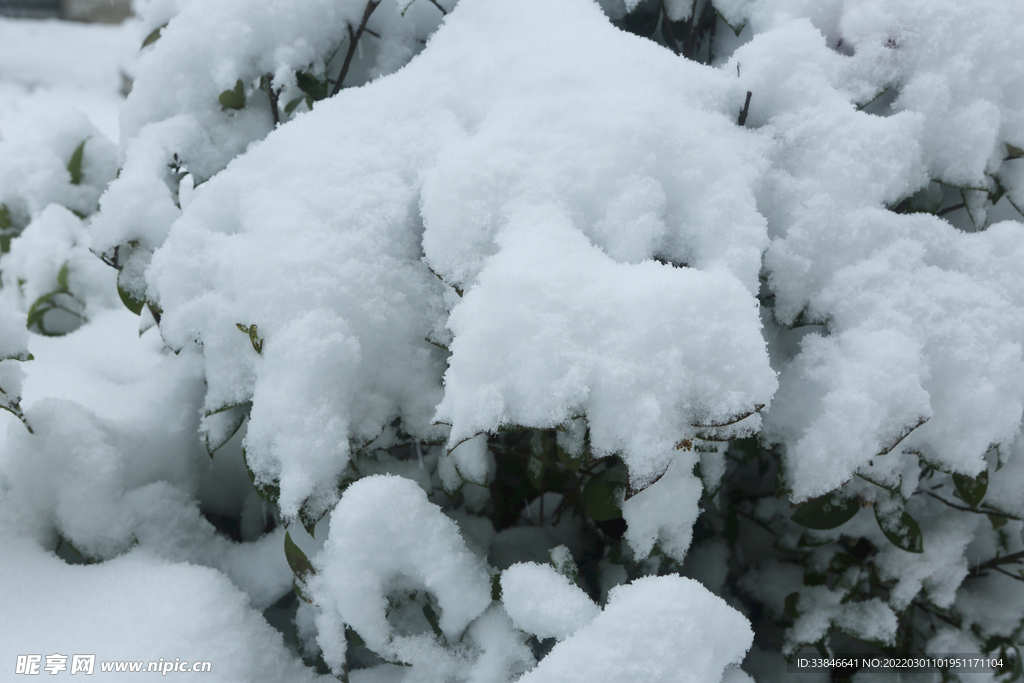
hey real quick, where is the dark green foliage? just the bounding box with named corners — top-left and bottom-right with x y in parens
top-left (875, 506), bottom-right (924, 554)
top-left (140, 23), bottom-right (167, 49)
top-left (284, 530), bottom-right (316, 580)
top-left (67, 140), bottom-right (86, 185)
top-left (791, 490), bottom-right (861, 530)
top-left (116, 269), bottom-right (146, 315)
top-left (953, 469), bottom-right (988, 507)
top-left (219, 79), bottom-right (246, 110)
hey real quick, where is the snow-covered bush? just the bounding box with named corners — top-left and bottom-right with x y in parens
top-left (3, 0), bottom-right (1024, 681)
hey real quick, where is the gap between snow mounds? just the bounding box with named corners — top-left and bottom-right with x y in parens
top-left (307, 475), bottom-right (754, 683)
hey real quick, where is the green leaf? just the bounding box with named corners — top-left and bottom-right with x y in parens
top-left (117, 269), bottom-right (145, 315)
top-left (56, 261), bottom-right (70, 291)
top-left (67, 140), bottom-right (86, 185)
top-left (283, 97), bottom-right (304, 115)
top-left (490, 574), bottom-right (502, 601)
top-left (803, 569), bottom-right (828, 587)
top-left (242, 447), bottom-right (280, 505)
top-left (284, 530), bottom-right (316, 580)
top-left (25, 294), bottom-right (53, 325)
top-left (140, 22), bottom-right (167, 49)
top-left (783, 591), bottom-right (801, 619)
top-left (237, 322), bottom-right (263, 353)
top-left (292, 578), bottom-right (312, 604)
top-left (791, 490), bottom-right (861, 530)
top-left (989, 514), bottom-right (1008, 529)
top-left (549, 545), bottom-right (579, 584)
top-left (203, 402), bottom-right (248, 457)
top-left (556, 444), bottom-right (583, 472)
top-left (1006, 143), bottom-right (1024, 160)
top-left (421, 602), bottom-right (443, 639)
top-left (953, 469), bottom-right (988, 508)
top-left (0, 203), bottom-right (11, 230)
top-left (219, 79), bottom-right (246, 110)
top-left (1, 349), bottom-right (32, 362)
top-left (582, 472), bottom-right (624, 522)
top-left (875, 506), bottom-right (924, 554)
top-left (295, 71), bottom-right (328, 101)
top-left (902, 182), bottom-right (944, 215)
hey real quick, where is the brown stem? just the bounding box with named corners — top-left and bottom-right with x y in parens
top-left (330, 0), bottom-right (382, 97)
top-left (738, 91), bottom-right (752, 126)
top-left (266, 74), bottom-right (281, 127)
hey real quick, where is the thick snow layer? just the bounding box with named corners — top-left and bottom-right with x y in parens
top-left (500, 562), bottom-right (599, 641)
top-left (518, 575), bottom-right (753, 683)
top-left (0, 296), bottom-right (28, 361)
top-left (90, 0), bottom-right (447, 302)
top-left (0, 535), bottom-right (325, 683)
top-left (0, 309), bottom-right (292, 607)
top-left (622, 458), bottom-right (702, 561)
top-left (309, 476), bottom-right (492, 668)
top-left (724, 9), bottom-right (1024, 499)
top-left (130, 0), bottom-right (777, 516)
top-left (0, 109), bottom-right (117, 226)
top-left (875, 508), bottom-right (979, 610)
top-left (2, 205), bottom-right (120, 328)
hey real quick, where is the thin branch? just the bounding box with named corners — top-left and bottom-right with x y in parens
top-left (912, 599), bottom-right (959, 627)
top-left (266, 74), bottom-right (281, 127)
top-left (992, 566), bottom-right (1024, 583)
top-left (330, 0), bottom-right (382, 97)
top-left (426, 0), bottom-right (447, 15)
top-left (972, 550), bottom-right (1024, 575)
top-left (924, 490), bottom-right (982, 514)
top-left (738, 91), bottom-right (752, 126)
top-left (937, 202), bottom-right (966, 217)
top-left (0, 389), bottom-right (34, 434)
top-left (692, 403), bottom-right (764, 429)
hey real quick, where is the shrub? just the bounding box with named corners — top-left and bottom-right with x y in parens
top-left (3, 0), bottom-right (1024, 681)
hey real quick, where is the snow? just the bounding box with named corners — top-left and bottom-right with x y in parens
top-left (0, 108), bottom-right (117, 226)
top-left (733, 6), bottom-right (1024, 499)
top-left (622, 458), bottom-right (702, 562)
top-left (500, 561), bottom-right (599, 640)
top-left (126, 0), bottom-right (779, 521)
top-left (518, 575), bottom-right (753, 683)
top-left (0, 535), bottom-right (326, 683)
top-left (308, 475), bottom-right (492, 670)
top-left (875, 508), bottom-right (979, 610)
top-left (2, 0), bottom-right (1024, 678)
top-left (0, 16), bottom-right (137, 142)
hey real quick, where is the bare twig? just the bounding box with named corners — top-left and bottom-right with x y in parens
top-left (924, 490), bottom-right (983, 514)
top-left (330, 0), bottom-right (382, 97)
top-left (993, 566), bottom-right (1024, 583)
top-left (937, 202), bottom-right (966, 217)
top-left (266, 74), bottom-right (281, 127)
top-left (738, 91), bottom-right (752, 126)
top-left (0, 388), bottom-right (33, 434)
